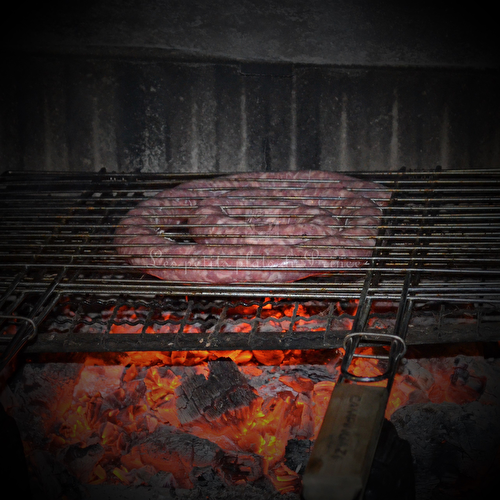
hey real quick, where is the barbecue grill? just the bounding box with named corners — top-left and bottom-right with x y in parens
top-left (1, 168), bottom-right (499, 356)
top-left (1, 168), bottom-right (500, 499)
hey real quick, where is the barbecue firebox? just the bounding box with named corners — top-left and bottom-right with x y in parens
top-left (1, 168), bottom-right (500, 499)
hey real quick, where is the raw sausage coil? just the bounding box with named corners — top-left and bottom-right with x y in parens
top-left (115, 171), bottom-right (390, 284)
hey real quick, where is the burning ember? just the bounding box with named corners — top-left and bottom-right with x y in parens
top-left (3, 345), bottom-right (498, 499)
top-left (1, 299), bottom-right (499, 499)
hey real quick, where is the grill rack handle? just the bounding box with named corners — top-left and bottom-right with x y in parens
top-left (303, 332), bottom-right (407, 499)
top-left (340, 332), bottom-right (407, 384)
top-left (0, 315), bottom-right (38, 374)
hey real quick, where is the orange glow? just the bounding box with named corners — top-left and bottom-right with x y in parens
top-left (253, 350), bottom-right (286, 365)
top-left (22, 300), bottom-right (489, 495)
top-left (279, 375), bottom-right (315, 393)
top-left (268, 464), bottom-right (301, 494)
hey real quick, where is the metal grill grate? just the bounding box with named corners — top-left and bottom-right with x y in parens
top-left (1, 169), bottom-right (500, 354)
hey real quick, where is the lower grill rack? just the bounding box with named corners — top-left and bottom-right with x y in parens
top-left (3, 293), bottom-right (500, 354)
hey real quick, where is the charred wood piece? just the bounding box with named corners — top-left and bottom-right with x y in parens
top-left (175, 358), bottom-right (258, 424)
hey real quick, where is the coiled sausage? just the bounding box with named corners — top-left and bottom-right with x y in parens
top-left (115, 171), bottom-right (389, 283)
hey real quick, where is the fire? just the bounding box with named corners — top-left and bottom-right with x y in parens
top-left (8, 299), bottom-right (490, 496)
top-left (23, 349), bottom-right (337, 492)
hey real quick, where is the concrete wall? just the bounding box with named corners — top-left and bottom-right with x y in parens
top-left (4, 1), bottom-right (498, 68)
top-left (2, 56), bottom-right (498, 174)
top-left (1, 1), bottom-right (499, 173)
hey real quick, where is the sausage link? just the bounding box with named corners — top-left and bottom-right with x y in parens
top-left (115, 171), bottom-right (388, 283)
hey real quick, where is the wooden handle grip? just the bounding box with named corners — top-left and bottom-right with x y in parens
top-left (303, 383), bottom-right (389, 500)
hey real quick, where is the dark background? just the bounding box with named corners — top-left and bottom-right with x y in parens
top-left (1, 1), bottom-right (499, 173)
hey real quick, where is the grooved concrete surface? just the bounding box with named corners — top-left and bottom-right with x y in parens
top-left (1, 1), bottom-right (498, 173)
top-left (1, 57), bottom-right (499, 173)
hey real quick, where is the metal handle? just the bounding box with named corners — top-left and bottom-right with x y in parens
top-left (0, 315), bottom-right (38, 373)
top-left (340, 332), bottom-right (406, 383)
